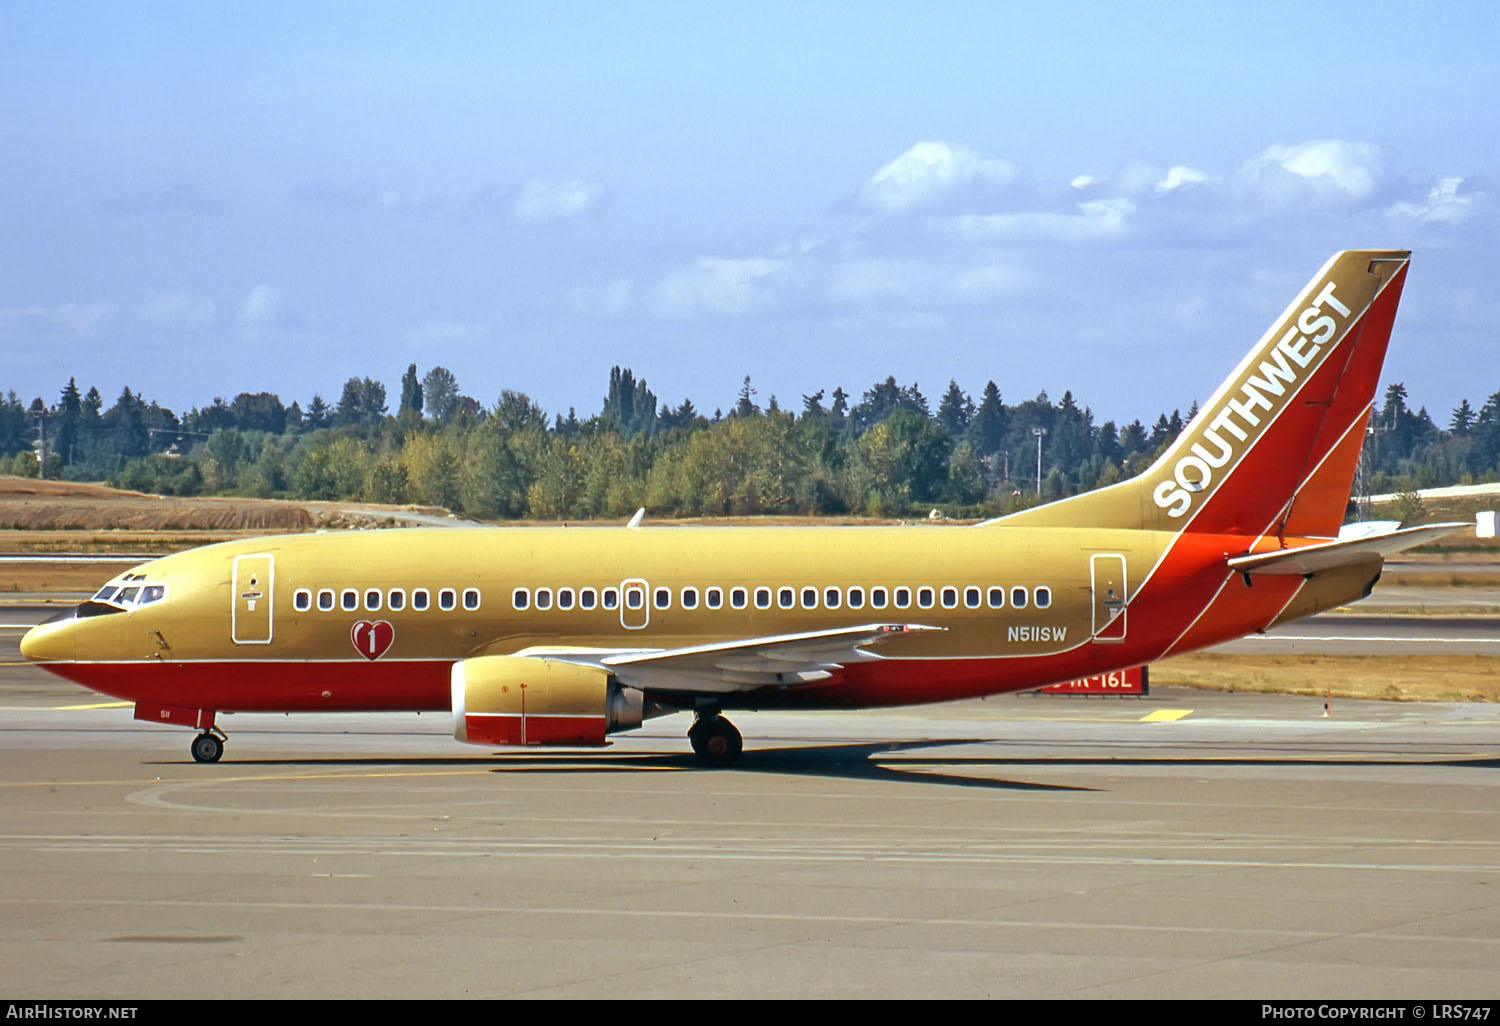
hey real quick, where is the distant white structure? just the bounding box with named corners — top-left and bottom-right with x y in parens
top-left (1367, 481), bottom-right (1500, 503)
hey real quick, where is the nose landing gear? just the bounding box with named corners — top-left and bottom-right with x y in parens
top-left (190, 729), bottom-right (227, 764)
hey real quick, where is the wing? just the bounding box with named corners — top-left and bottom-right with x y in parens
top-left (1227, 521), bottom-right (1469, 577)
top-left (514, 622), bottom-right (943, 694)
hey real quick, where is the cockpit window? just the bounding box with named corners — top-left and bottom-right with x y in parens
top-left (75, 600), bottom-right (125, 618)
top-left (88, 582), bottom-right (167, 611)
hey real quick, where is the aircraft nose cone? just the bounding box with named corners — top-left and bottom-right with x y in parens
top-left (20, 616), bottom-right (75, 663)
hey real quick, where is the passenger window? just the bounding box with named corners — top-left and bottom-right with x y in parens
top-left (1035, 586), bottom-right (1051, 609)
top-left (801, 587), bottom-right (818, 609)
top-left (754, 587), bottom-right (771, 610)
top-left (463, 588), bottom-right (481, 611)
top-left (870, 587), bottom-right (888, 609)
top-left (513, 588), bottom-right (530, 611)
top-left (706, 587), bottom-right (723, 609)
top-left (342, 589), bottom-right (358, 611)
top-left (941, 587), bottom-right (958, 609)
top-left (439, 588), bottom-right (457, 611)
top-left (1011, 587), bottom-right (1028, 609)
top-left (318, 589), bottom-right (335, 611)
top-left (558, 588), bottom-right (575, 610)
top-left (388, 589), bottom-right (406, 611)
top-left (988, 587), bottom-right (1005, 608)
top-left (412, 588), bottom-right (430, 611)
top-left (603, 588), bottom-right (619, 610)
top-left (731, 587), bottom-right (748, 609)
top-left (625, 587), bottom-right (643, 610)
top-left (294, 589), bottom-right (312, 612)
top-left (580, 587), bottom-right (597, 610)
top-left (681, 587), bottom-right (699, 610)
top-left (965, 586), bottom-right (981, 609)
top-left (894, 587), bottom-right (911, 609)
top-left (534, 588), bottom-right (552, 611)
top-left (365, 589), bottom-right (382, 611)
top-left (824, 587), bottom-right (841, 610)
top-left (847, 586), bottom-right (864, 609)
top-left (654, 587), bottom-right (671, 610)
top-left (917, 586), bottom-right (934, 609)
top-left (777, 587), bottom-right (794, 609)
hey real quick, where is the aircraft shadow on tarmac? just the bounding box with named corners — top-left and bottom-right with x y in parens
top-left (151, 738), bottom-right (1095, 792)
top-left (146, 740), bottom-right (1500, 788)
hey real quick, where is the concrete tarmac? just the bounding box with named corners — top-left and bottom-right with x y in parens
top-left (3, 642), bottom-right (1499, 998)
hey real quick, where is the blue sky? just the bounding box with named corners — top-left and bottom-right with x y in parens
top-left (3, 1), bottom-right (1496, 426)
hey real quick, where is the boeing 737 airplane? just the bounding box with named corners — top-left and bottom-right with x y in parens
top-left (21, 250), bottom-right (1466, 765)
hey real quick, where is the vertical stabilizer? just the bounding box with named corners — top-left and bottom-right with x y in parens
top-left (985, 250), bottom-right (1410, 538)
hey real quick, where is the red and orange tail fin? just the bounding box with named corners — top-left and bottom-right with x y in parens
top-left (987, 250), bottom-right (1411, 539)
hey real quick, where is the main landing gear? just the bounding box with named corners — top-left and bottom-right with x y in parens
top-left (688, 709), bottom-right (742, 767)
top-left (190, 729), bottom-right (227, 764)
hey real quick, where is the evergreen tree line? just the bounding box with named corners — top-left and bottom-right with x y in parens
top-left (1, 366), bottom-right (1489, 519)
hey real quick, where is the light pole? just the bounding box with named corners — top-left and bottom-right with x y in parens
top-left (1032, 427), bottom-right (1047, 497)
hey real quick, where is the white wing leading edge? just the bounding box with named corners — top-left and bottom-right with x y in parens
top-left (513, 622), bottom-right (943, 694)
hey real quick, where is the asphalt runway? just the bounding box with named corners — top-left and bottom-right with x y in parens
top-left (3, 609), bottom-right (1499, 998)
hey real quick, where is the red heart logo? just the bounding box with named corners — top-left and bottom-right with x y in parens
top-left (350, 620), bottom-right (395, 660)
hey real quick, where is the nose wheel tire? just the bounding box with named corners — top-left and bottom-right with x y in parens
top-left (688, 715), bottom-right (742, 767)
top-left (191, 732), bottom-right (224, 764)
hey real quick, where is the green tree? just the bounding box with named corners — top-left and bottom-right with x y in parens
top-left (399, 363), bottom-right (423, 423)
top-left (422, 366), bottom-right (460, 423)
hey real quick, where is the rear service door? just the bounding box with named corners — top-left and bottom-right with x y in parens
top-left (232, 554), bottom-right (275, 644)
top-left (1090, 553), bottom-right (1127, 642)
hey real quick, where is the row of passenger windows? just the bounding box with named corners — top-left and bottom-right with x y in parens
top-left (513, 584), bottom-right (1051, 612)
top-left (292, 587), bottom-right (481, 614)
top-left (291, 582), bottom-right (1053, 616)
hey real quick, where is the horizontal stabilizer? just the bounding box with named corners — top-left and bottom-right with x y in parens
top-left (1226, 522), bottom-right (1469, 577)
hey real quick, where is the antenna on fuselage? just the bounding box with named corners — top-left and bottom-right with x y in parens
top-left (626, 507), bottom-right (645, 529)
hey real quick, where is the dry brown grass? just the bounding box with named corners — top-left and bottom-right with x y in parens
top-left (0, 476), bottom-right (465, 549)
top-left (0, 476), bottom-right (315, 532)
top-left (1152, 651), bottom-right (1500, 702)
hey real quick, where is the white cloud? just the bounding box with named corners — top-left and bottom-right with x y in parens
top-left (652, 257), bottom-right (784, 317)
top-left (0, 303), bottom-right (114, 337)
top-left (1388, 177), bottom-right (1478, 225)
top-left (1107, 157), bottom-right (1164, 197)
top-left (1156, 165), bottom-right (1209, 193)
top-left (239, 284), bottom-right (293, 334)
top-left (138, 292), bottom-right (216, 326)
top-left (1235, 139), bottom-right (1386, 207)
top-left (861, 141), bottom-right (1019, 212)
top-left (948, 197), bottom-right (1134, 244)
top-left (510, 179), bottom-right (605, 222)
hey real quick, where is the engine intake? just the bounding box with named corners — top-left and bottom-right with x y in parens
top-left (452, 655), bottom-right (643, 747)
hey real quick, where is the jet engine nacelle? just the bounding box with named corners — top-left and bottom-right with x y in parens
top-left (452, 655), bottom-right (643, 747)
